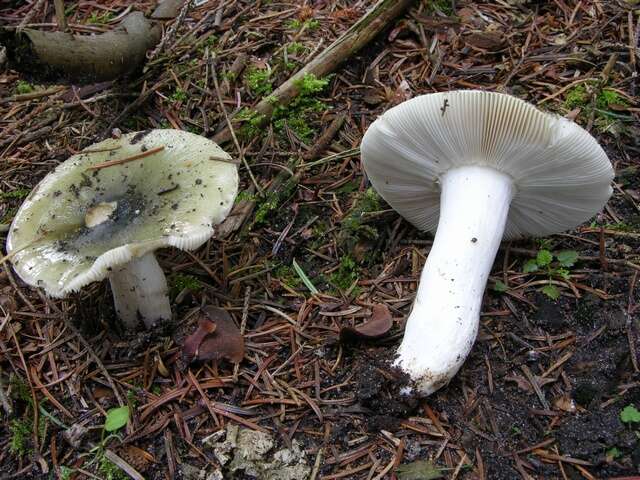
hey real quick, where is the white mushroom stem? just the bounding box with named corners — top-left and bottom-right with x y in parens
top-left (395, 165), bottom-right (515, 395)
top-left (108, 252), bottom-right (172, 329)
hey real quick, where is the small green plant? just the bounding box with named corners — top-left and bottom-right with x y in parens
top-left (523, 249), bottom-right (579, 300)
top-left (169, 88), bottom-right (188, 103)
top-left (87, 11), bottom-right (115, 24)
top-left (59, 466), bottom-right (75, 480)
top-left (620, 404), bottom-right (640, 424)
top-left (606, 447), bottom-right (621, 461)
top-left (286, 42), bottom-right (307, 55)
top-left (493, 280), bottom-right (508, 293)
top-left (273, 74), bottom-right (329, 141)
top-left (426, 0), bottom-right (454, 15)
top-left (15, 80), bottom-right (33, 95)
top-left (245, 67), bottom-right (273, 96)
top-left (285, 18), bottom-right (320, 30)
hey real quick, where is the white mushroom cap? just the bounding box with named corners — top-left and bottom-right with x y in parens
top-left (362, 90), bottom-right (614, 239)
top-left (7, 129), bottom-right (238, 298)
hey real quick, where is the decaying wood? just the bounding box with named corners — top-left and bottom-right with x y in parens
top-left (1, 12), bottom-right (161, 83)
top-left (213, 0), bottom-right (413, 144)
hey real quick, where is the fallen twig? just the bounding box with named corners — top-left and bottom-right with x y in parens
top-left (213, 0), bottom-right (413, 144)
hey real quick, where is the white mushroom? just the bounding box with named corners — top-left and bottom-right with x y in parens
top-left (7, 129), bottom-right (238, 329)
top-left (361, 90), bottom-right (614, 395)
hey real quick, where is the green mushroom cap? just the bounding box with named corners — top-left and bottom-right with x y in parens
top-left (7, 129), bottom-right (239, 297)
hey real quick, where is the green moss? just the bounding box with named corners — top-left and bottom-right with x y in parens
top-left (596, 89), bottom-right (627, 109)
top-left (237, 108), bottom-right (267, 139)
top-left (564, 84), bottom-right (589, 110)
top-left (245, 67), bottom-right (273, 96)
top-left (168, 273), bottom-right (202, 299)
top-left (98, 456), bottom-right (128, 480)
top-left (253, 178), bottom-right (298, 226)
top-left (271, 74), bottom-right (330, 142)
top-left (340, 188), bottom-right (382, 242)
top-left (15, 80), bottom-right (33, 95)
top-left (273, 264), bottom-right (302, 287)
top-left (169, 88), bottom-right (187, 103)
top-left (9, 418), bottom-right (31, 456)
top-left (1, 188), bottom-right (30, 200)
top-left (330, 255), bottom-right (360, 293)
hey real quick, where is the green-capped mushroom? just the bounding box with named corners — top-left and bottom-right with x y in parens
top-left (7, 129), bottom-right (239, 329)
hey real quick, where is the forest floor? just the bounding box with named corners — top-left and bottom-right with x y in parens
top-left (1, 1), bottom-right (640, 479)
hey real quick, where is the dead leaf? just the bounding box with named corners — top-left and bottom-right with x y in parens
top-left (465, 32), bottom-right (505, 51)
top-left (505, 374), bottom-right (556, 393)
top-left (116, 445), bottom-right (155, 473)
top-left (554, 395), bottom-right (576, 413)
top-left (340, 304), bottom-right (393, 343)
top-left (194, 306), bottom-right (245, 363)
top-left (182, 316), bottom-right (217, 362)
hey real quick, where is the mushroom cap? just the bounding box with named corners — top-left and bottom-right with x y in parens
top-left (361, 90), bottom-right (614, 239)
top-left (7, 129), bottom-right (239, 297)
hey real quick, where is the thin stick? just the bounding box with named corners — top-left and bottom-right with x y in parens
top-left (62, 317), bottom-right (125, 406)
top-left (233, 286), bottom-right (251, 381)
top-left (209, 52), bottom-right (262, 194)
top-left (53, 0), bottom-right (69, 32)
top-left (85, 146), bottom-right (165, 171)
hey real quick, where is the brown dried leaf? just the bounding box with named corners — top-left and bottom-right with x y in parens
top-left (115, 445), bottom-right (155, 473)
top-left (505, 374), bottom-right (556, 393)
top-left (465, 32), bottom-right (505, 51)
top-left (340, 304), bottom-right (393, 343)
top-left (196, 307), bottom-right (245, 363)
top-left (182, 316), bottom-right (217, 362)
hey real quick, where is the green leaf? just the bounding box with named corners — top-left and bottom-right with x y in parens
top-left (541, 284), bottom-right (560, 300)
top-left (556, 250), bottom-right (579, 267)
top-left (606, 447), bottom-right (621, 459)
top-left (536, 250), bottom-right (553, 267)
top-left (523, 259), bottom-right (539, 273)
top-left (104, 406), bottom-right (129, 432)
top-left (620, 404), bottom-right (640, 423)
top-left (292, 259), bottom-right (319, 295)
top-left (493, 280), bottom-right (508, 292)
top-left (396, 460), bottom-right (445, 480)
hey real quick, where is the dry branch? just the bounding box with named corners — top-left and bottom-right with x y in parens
top-left (212, 0), bottom-right (413, 144)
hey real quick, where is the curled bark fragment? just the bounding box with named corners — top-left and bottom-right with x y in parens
top-left (1, 12), bottom-right (161, 83)
top-left (340, 304), bottom-right (393, 343)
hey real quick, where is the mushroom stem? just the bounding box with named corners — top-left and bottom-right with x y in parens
top-left (109, 252), bottom-right (172, 329)
top-left (395, 165), bottom-right (514, 395)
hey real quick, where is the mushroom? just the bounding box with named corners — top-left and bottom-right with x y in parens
top-left (361, 90), bottom-right (614, 395)
top-left (6, 129), bottom-right (238, 329)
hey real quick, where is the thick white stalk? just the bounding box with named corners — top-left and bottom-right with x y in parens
top-left (109, 252), bottom-right (172, 329)
top-left (395, 165), bottom-right (514, 395)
